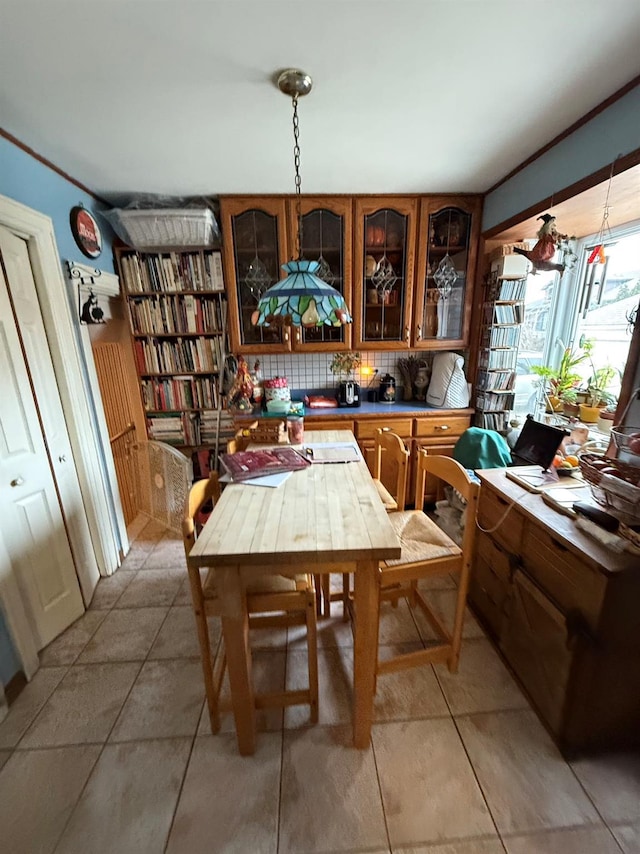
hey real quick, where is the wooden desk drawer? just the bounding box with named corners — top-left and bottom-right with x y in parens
top-left (356, 418), bottom-right (413, 440)
top-left (470, 532), bottom-right (513, 638)
top-left (521, 524), bottom-right (606, 632)
top-left (477, 486), bottom-right (524, 555)
top-left (414, 416), bottom-right (470, 438)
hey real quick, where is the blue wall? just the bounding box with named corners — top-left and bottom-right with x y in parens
top-left (0, 135), bottom-right (116, 684)
top-left (0, 135), bottom-right (114, 271)
top-left (483, 84), bottom-right (640, 232)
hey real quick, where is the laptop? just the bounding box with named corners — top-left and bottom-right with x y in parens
top-left (506, 416), bottom-right (569, 492)
top-left (511, 415), bottom-right (567, 470)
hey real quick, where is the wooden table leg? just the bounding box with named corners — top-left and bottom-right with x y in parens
top-left (353, 559), bottom-right (379, 749)
top-left (218, 566), bottom-right (256, 756)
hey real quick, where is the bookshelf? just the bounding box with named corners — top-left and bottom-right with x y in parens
top-left (475, 271), bottom-right (527, 432)
top-left (116, 246), bottom-right (231, 474)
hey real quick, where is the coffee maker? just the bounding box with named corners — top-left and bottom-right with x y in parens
top-left (337, 379), bottom-right (361, 407)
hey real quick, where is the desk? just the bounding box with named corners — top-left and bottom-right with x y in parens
top-left (189, 430), bottom-right (401, 754)
top-left (471, 469), bottom-right (640, 754)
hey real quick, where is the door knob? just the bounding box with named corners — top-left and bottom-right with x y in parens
top-left (10, 477), bottom-right (24, 487)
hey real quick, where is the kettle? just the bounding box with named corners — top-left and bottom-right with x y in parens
top-left (379, 374), bottom-right (396, 404)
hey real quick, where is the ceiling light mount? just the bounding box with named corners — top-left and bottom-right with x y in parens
top-left (277, 68), bottom-right (313, 98)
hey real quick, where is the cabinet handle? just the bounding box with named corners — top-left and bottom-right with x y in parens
top-left (415, 324), bottom-right (422, 341)
top-left (10, 477), bottom-right (25, 488)
top-left (295, 328), bottom-right (301, 344)
top-left (404, 326), bottom-right (410, 343)
top-left (283, 330), bottom-right (289, 343)
top-left (435, 424), bottom-right (450, 431)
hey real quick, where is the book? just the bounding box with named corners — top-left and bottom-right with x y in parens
top-left (220, 448), bottom-right (311, 482)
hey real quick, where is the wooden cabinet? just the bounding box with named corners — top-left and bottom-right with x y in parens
top-left (222, 194), bottom-right (482, 354)
top-left (115, 246), bottom-right (228, 453)
top-left (413, 196), bottom-right (481, 349)
top-left (222, 196), bottom-right (352, 354)
top-left (222, 197), bottom-right (289, 354)
top-left (353, 197), bottom-right (417, 350)
top-left (352, 411), bottom-right (472, 504)
top-left (471, 470), bottom-right (640, 755)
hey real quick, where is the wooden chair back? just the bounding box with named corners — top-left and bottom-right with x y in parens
top-left (414, 451), bottom-right (480, 561)
top-left (182, 473), bottom-right (221, 559)
top-left (374, 428), bottom-right (410, 512)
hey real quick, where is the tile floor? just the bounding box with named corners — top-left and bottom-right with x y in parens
top-left (0, 517), bottom-right (638, 853)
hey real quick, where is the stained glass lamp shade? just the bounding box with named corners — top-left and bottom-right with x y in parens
top-left (254, 260), bottom-right (352, 327)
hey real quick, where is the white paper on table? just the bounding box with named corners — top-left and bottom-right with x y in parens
top-left (218, 471), bottom-right (293, 488)
top-left (304, 442), bottom-right (363, 463)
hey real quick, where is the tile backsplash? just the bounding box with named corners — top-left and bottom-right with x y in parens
top-left (245, 350), bottom-right (466, 394)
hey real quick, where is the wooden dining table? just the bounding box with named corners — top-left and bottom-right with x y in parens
top-left (189, 429), bottom-right (401, 754)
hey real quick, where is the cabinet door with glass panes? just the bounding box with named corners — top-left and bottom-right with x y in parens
top-left (286, 196), bottom-right (353, 351)
top-left (413, 196), bottom-right (481, 349)
top-left (222, 197), bottom-right (291, 354)
top-left (353, 197), bottom-right (417, 350)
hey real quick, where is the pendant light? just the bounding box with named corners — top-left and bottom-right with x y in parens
top-left (253, 69), bottom-right (352, 329)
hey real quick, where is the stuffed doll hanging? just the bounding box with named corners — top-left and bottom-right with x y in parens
top-left (513, 214), bottom-right (568, 274)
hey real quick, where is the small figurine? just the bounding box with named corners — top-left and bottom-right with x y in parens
top-left (513, 214), bottom-right (568, 274)
top-left (227, 355), bottom-right (254, 411)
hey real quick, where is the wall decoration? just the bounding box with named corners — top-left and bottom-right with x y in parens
top-left (67, 260), bottom-right (120, 324)
top-left (69, 204), bottom-right (102, 258)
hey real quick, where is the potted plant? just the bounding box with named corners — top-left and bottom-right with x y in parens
top-left (532, 342), bottom-right (590, 413)
top-left (329, 351), bottom-right (361, 380)
top-left (560, 388), bottom-right (580, 417)
top-left (579, 365), bottom-right (618, 423)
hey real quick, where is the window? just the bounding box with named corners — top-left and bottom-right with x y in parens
top-left (513, 220), bottom-right (640, 416)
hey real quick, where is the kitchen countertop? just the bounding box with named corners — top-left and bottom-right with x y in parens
top-left (235, 400), bottom-right (474, 419)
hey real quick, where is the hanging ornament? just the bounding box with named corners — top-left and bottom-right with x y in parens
top-left (588, 160), bottom-right (616, 266)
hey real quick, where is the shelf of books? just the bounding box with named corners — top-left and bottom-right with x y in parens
top-left (475, 272), bottom-right (526, 432)
top-left (117, 245), bottom-right (233, 476)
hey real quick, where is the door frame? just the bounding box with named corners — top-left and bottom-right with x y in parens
top-left (0, 194), bottom-right (124, 591)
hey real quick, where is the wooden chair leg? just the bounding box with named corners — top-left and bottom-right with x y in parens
top-left (448, 563), bottom-right (471, 673)
top-left (321, 574), bottom-right (331, 618)
top-left (193, 607), bottom-right (221, 733)
top-left (341, 573), bottom-right (350, 621)
top-left (409, 579), bottom-right (418, 608)
top-left (313, 574), bottom-right (323, 616)
top-left (305, 590), bottom-right (319, 724)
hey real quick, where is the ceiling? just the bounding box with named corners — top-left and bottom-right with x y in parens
top-left (1, 1), bottom-right (640, 199)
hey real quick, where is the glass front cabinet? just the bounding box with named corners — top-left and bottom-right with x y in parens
top-left (222, 196), bottom-right (352, 354)
top-left (413, 196), bottom-right (482, 350)
top-left (223, 195), bottom-right (480, 354)
top-left (353, 197), bottom-right (417, 350)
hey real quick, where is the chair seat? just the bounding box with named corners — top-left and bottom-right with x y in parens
top-left (203, 569), bottom-right (309, 599)
top-left (373, 478), bottom-right (398, 511)
top-left (383, 510), bottom-right (461, 567)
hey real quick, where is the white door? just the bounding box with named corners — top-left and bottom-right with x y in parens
top-left (0, 229), bottom-right (84, 649)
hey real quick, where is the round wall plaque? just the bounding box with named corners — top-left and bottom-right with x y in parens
top-left (70, 205), bottom-right (102, 259)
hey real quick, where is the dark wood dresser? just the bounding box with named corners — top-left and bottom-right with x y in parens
top-left (470, 469), bottom-right (640, 756)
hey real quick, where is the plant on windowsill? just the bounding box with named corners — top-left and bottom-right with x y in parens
top-left (532, 341), bottom-right (592, 413)
top-left (579, 365), bottom-right (618, 423)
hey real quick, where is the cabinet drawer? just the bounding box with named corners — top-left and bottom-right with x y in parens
top-left (355, 418), bottom-right (413, 440)
top-left (470, 533), bottom-right (513, 638)
top-left (501, 569), bottom-right (575, 734)
top-left (477, 486), bottom-right (524, 555)
top-left (414, 416), bottom-right (470, 438)
top-left (521, 524), bottom-right (606, 633)
top-left (304, 418), bottom-right (354, 432)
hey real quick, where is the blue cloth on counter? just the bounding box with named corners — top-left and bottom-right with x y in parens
top-left (453, 427), bottom-right (512, 470)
